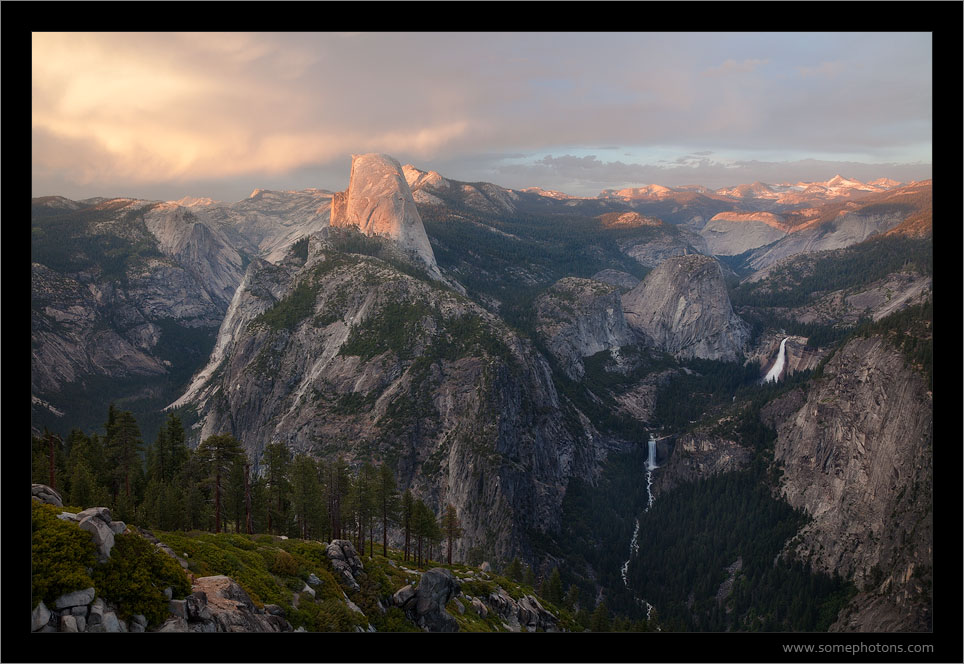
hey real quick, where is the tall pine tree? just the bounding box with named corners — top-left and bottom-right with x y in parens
top-left (194, 434), bottom-right (246, 533)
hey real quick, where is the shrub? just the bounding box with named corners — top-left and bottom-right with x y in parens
top-left (270, 549), bottom-right (299, 576)
top-left (31, 501), bottom-right (97, 608)
top-left (372, 606), bottom-right (420, 633)
top-left (92, 532), bottom-right (191, 626)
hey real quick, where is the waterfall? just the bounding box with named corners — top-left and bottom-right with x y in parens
top-left (621, 433), bottom-right (660, 624)
top-left (763, 336), bottom-right (789, 384)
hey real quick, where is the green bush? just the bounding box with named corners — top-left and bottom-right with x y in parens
top-left (270, 549), bottom-right (299, 576)
top-left (31, 501), bottom-right (97, 608)
top-left (288, 597), bottom-right (368, 632)
top-left (156, 531), bottom-right (291, 608)
top-left (92, 532), bottom-right (191, 626)
top-left (372, 606), bottom-right (420, 632)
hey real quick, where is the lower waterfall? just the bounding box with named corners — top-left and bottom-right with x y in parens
top-left (621, 433), bottom-right (660, 623)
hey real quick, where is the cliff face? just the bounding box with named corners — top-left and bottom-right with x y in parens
top-left (743, 333), bottom-right (829, 382)
top-left (746, 210), bottom-right (907, 271)
top-left (199, 188), bottom-right (332, 265)
top-left (175, 236), bottom-right (608, 563)
top-left (143, 203), bottom-right (246, 307)
top-left (763, 335), bottom-right (932, 631)
top-left (616, 227), bottom-right (709, 269)
top-left (621, 254), bottom-right (749, 362)
top-left (330, 154), bottom-right (440, 276)
top-left (652, 433), bottom-right (752, 497)
top-left (533, 278), bottom-right (635, 380)
top-left (699, 213), bottom-right (787, 256)
top-left (31, 199), bottom-right (235, 432)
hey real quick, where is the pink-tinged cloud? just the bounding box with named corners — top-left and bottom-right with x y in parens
top-left (31, 32), bottom-right (932, 201)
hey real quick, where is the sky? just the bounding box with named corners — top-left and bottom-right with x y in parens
top-left (32, 32), bottom-right (933, 202)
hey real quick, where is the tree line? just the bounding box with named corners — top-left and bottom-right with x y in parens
top-left (31, 406), bottom-right (463, 566)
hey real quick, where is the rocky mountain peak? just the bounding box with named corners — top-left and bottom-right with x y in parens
top-left (330, 154), bottom-right (440, 275)
top-left (621, 254), bottom-right (749, 362)
top-left (402, 164), bottom-right (449, 191)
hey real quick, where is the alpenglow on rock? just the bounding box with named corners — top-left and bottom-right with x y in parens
top-left (330, 153), bottom-right (440, 276)
top-left (621, 254), bottom-right (749, 362)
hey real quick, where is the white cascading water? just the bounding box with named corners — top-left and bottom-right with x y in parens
top-left (763, 337), bottom-right (789, 384)
top-left (621, 433), bottom-right (659, 623)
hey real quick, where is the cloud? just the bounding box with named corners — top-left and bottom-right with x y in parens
top-left (31, 32), bottom-right (932, 200)
top-left (797, 61), bottom-right (845, 78)
top-left (702, 58), bottom-right (769, 77)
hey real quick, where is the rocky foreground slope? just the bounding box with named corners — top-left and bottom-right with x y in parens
top-left (32, 485), bottom-right (569, 634)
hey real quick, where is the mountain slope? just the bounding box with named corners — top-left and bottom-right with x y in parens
top-left (170, 234), bottom-right (611, 563)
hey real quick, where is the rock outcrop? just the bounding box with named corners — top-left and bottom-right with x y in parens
top-left (745, 209), bottom-right (908, 272)
top-left (142, 203), bottom-right (245, 308)
top-left (330, 154), bottom-right (440, 276)
top-left (31, 483), bottom-right (64, 507)
top-left (484, 587), bottom-right (560, 632)
top-left (403, 163), bottom-right (520, 214)
top-left (167, 575), bottom-right (293, 633)
top-left (31, 496), bottom-right (292, 633)
top-left (621, 254), bottom-right (749, 361)
top-left (326, 539), bottom-right (365, 591)
top-left (404, 568), bottom-right (461, 632)
top-left (590, 269), bottom-right (640, 292)
top-left (534, 278), bottom-right (635, 380)
top-left (763, 335), bottom-right (932, 631)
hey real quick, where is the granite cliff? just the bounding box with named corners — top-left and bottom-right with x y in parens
top-left (763, 335), bottom-right (933, 631)
top-left (330, 154), bottom-right (440, 277)
top-left (621, 254), bottom-right (749, 362)
top-left (533, 277), bottom-right (635, 381)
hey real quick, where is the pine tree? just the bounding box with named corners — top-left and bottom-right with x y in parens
top-left (224, 461), bottom-right (247, 533)
top-left (352, 462), bottom-right (377, 557)
top-left (105, 410), bottom-right (144, 505)
top-left (590, 601), bottom-right (611, 632)
top-left (412, 499), bottom-right (436, 567)
top-left (442, 503), bottom-right (463, 565)
top-left (401, 490), bottom-right (415, 562)
top-left (67, 457), bottom-right (109, 509)
top-left (31, 432), bottom-right (67, 491)
top-left (244, 463), bottom-right (254, 535)
top-left (194, 433), bottom-right (246, 533)
top-left (564, 584), bottom-right (580, 611)
top-left (505, 557), bottom-right (523, 582)
top-left (291, 454), bottom-right (324, 540)
top-left (541, 567), bottom-right (563, 605)
top-left (326, 456), bottom-right (351, 540)
top-left (523, 564), bottom-right (536, 588)
top-left (262, 442), bottom-right (291, 535)
top-left (163, 413), bottom-right (189, 483)
top-left (375, 463), bottom-right (400, 557)
top-left (146, 425), bottom-right (168, 485)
